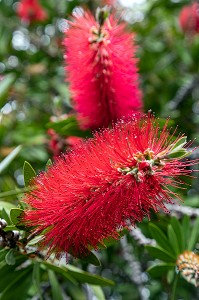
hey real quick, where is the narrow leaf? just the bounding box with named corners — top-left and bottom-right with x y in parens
top-left (145, 245), bottom-right (176, 262)
top-left (33, 262), bottom-right (43, 300)
top-left (167, 224), bottom-right (180, 256)
top-left (41, 262), bottom-right (78, 285)
top-left (1, 208), bottom-right (11, 224)
top-left (89, 285), bottom-right (106, 300)
top-left (0, 146), bottom-right (22, 174)
top-left (5, 249), bottom-right (16, 266)
top-left (149, 223), bottom-right (173, 254)
top-left (170, 217), bottom-right (183, 252)
top-left (48, 270), bottom-right (63, 300)
top-left (182, 215), bottom-right (190, 249)
top-left (147, 263), bottom-right (175, 278)
top-left (66, 264), bottom-right (115, 286)
top-left (10, 208), bottom-right (24, 225)
top-left (188, 216), bottom-right (199, 250)
top-left (77, 251), bottom-right (101, 266)
top-left (45, 159), bottom-right (52, 170)
top-left (23, 161), bottom-right (36, 187)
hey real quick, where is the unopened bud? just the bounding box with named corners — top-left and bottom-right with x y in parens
top-left (13, 231), bottom-right (20, 241)
top-left (0, 219), bottom-right (7, 229)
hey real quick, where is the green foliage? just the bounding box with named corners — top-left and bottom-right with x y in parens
top-left (23, 161), bottom-right (36, 187)
top-left (0, 0), bottom-right (199, 299)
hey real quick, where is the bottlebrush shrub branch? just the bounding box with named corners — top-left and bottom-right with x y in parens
top-left (23, 113), bottom-right (197, 257)
top-left (63, 8), bottom-right (142, 130)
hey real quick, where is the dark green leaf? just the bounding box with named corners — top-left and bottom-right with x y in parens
top-left (149, 223), bottom-right (173, 254)
top-left (147, 263), bottom-right (175, 278)
top-left (182, 215), bottom-right (190, 249)
top-left (66, 264), bottom-right (115, 286)
top-left (10, 208), bottom-right (24, 225)
top-left (23, 161), bottom-right (36, 187)
top-left (77, 251), bottom-right (101, 266)
top-left (41, 262), bottom-right (78, 285)
top-left (0, 265), bottom-right (33, 300)
top-left (1, 208), bottom-right (11, 225)
top-left (167, 224), bottom-right (180, 256)
top-left (145, 245), bottom-right (176, 262)
top-left (33, 262), bottom-right (43, 300)
top-left (48, 270), bottom-right (64, 300)
top-left (5, 249), bottom-right (16, 266)
top-left (187, 216), bottom-right (199, 251)
top-left (170, 217), bottom-right (183, 252)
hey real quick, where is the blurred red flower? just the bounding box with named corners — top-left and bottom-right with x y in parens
top-left (64, 11), bottom-right (142, 130)
top-left (23, 113), bottom-right (196, 257)
top-left (17, 0), bottom-right (47, 23)
top-left (179, 2), bottom-right (199, 35)
top-left (47, 128), bottom-right (83, 160)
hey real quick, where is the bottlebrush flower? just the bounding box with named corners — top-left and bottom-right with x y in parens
top-left (23, 113), bottom-right (196, 257)
top-left (64, 10), bottom-right (142, 130)
top-left (179, 2), bottom-right (199, 35)
top-left (17, 0), bottom-right (47, 23)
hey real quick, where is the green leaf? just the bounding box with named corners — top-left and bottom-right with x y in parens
top-left (23, 161), bottom-right (36, 187)
top-left (66, 264), bottom-right (115, 286)
top-left (0, 265), bottom-right (33, 300)
top-left (0, 249), bottom-right (8, 262)
top-left (5, 249), bottom-right (16, 266)
top-left (1, 208), bottom-right (11, 225)
top-left (10, 208), bottom-right (24, 225)
top-left (0, 73), bottom-right (16, 108)
top-left (145, 245), bottom-right (176, 262)
top-left (89, 285), bottom-right (106, 300)
top-left (32, 262), bottom-right (43, 300)
top-left (187, 216), bottom-right (199, 251)
top-left (166, 149), bottom-right (190, 160)
top-left (149, 223), bottom-right (172, 254)
top-left (45, 159), bottom-right (52, 170)
top-left (170, 217), bottom-right (183, 253)
top-left (147, 263), bottom-right (175, 278)
top-left (167, 224), bottom-right (180, 256)
top-left (167, 269), bottom-right (175, 284)
top-left (182, 215), bottom-right (190, 249)
top-left (169, 136), bottom-right (187, 151)
top-left (0, 253), bottom-right (28, 291)
top-left (48, 270), bottom-right (64, 300)
top-left (0, 146), bottom-right (22, 174)
top-left (78, 251), bottom-right (101, 266)
top-left (41, 262), bottom-right (78, 285)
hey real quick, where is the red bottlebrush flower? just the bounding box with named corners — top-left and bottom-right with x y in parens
top-left (179, 2), bottom-right (199, 35)
top-left (64, 11), bottom-right (142, 130)
top-left (17, 0), bottom-right (47, 23)
top-left (24, 113), bottom-right (196, 257)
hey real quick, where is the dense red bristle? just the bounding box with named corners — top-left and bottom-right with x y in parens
top-left (23, 113), bottom-right (197, 257)
top-left (63, 11), bottom-right (142, 130)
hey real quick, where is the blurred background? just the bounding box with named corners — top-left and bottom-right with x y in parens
top-left (0, 0), bottom-right (199, 299)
